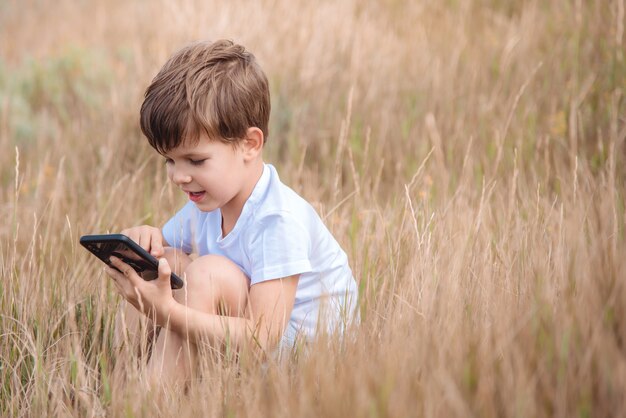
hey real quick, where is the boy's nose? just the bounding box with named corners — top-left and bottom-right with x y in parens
top-left (170, 168), bottom-right (191, 185)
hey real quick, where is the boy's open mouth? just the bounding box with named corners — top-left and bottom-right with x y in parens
top-left (188, 191), bottom-right (206, 202)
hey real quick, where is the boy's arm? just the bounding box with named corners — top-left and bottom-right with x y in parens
top-left (168, 274), bottom-right (299, 350)
top-left (107, 256), bottom-right (298, 351)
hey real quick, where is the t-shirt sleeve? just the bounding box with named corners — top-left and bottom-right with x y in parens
top-left (162, 202), bottom-right (196, 254)
top-left (247, 211), bottom-right (313, 284)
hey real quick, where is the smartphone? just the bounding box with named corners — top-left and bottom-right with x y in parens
top-left (80, 234), bottom-right (184, 289)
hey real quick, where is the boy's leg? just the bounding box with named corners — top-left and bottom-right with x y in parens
top-left (147, 255), bottom-right (250, 387)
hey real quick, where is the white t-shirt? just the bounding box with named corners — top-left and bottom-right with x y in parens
top-left (162, 164), bottom-right (358, 345)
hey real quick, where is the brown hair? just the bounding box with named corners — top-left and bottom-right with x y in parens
top-left (140, 40), bottom-right (270, 153)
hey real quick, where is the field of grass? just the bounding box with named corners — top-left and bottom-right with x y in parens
top-left (1, 0), bottom-right (625, 416)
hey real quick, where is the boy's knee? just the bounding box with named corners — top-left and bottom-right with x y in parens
top-left (174, 255), bottom-right (250, 314)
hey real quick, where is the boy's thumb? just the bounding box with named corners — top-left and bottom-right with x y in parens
top-left (158, 258), bottom-right (171, 282)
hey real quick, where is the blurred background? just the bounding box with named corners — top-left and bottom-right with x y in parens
top-left (1, 0), bottom-right (625, 416)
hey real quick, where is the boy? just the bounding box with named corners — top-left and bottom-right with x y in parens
top-left (105, 40), bottom-right (358, 382)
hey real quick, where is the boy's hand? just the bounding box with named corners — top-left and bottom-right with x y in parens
top-left (106, 256), bottom-right (175, 325)
top-left (121, 225), bottom-right (165, 258)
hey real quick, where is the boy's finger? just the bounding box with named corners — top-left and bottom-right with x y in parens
top-left (158, 258), bottom-right (172, 283)
top-left (138, 233), bottom-right (151, 251)
top-left (124, 230), bottom-right (139, 244)
top-left (107, 271), bottom-right (125, 293)
top-left (151, 238), bottom-right (164, 257)
top-left (104, 266), bottom-right (119, 280)
top-left (105, 266), bottom-right (128, 294)
top-left (108, 256), bottom-right (140, 284)
top-left (108, 256), bottom-right (125, 270)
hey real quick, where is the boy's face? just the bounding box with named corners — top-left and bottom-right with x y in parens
top-left (163, 134), bottom-right (250, 214)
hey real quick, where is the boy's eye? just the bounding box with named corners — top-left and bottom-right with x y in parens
top-left (189, 159), bottom-right (206, 166)
top-left (164, 158), bottom-right (174, 165)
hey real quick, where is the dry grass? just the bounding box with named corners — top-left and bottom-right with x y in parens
top-left (1, 0), bottom-right (625, 416)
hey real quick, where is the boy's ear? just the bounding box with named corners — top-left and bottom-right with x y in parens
top-left (242, 127), bottom-right (264, 160)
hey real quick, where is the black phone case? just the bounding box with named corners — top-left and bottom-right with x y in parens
top-left (80, 234), bottom-right (184, 289)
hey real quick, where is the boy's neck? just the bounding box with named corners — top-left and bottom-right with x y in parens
top-left (220, 160), bottom-right (264, 237)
